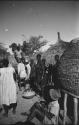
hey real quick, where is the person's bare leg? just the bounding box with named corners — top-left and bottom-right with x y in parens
top-left (3, 104), bottom-right (9, 117)
top-left (12, 103), bottom-right (17, 114)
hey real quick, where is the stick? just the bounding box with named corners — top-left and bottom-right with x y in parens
top-left (74, 98), bottom-right (78, 125)
top-left (63, 93), bottom-right (68, 125)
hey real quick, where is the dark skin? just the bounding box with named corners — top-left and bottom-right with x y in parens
top-left (29, 59), bottom-right (36, 91)
top-left (52, 55), bottom-right (61, 89)
top-left (35, 54), bottom-right (43, 95)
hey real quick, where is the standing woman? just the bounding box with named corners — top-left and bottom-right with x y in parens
top-left (0, 58), bottom-right (17, 117)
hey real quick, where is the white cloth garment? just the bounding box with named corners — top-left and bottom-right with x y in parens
top-left (43, 100), bottom-right (59, 125)
top-left (18, 63), bottom-right (26, 79)
top-left (0, 67), bottom-right (17, 106)
top-left (48, 100), bottom-right (59, 116)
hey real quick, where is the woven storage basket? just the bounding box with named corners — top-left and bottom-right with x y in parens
top-left (58, 38), bottom-right (79, 96)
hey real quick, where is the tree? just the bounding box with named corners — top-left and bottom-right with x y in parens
top-left (0, 43), bottom-right (8, 60)
top-left (22, 35), bottom-right (47, 56)
top-left (21, 40), bottom-right (31, 55)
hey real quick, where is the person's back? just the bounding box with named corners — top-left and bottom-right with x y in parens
top-left (18, 62), bottom-right (26, 79)
top-left (0, 59), bottom-right (17, 116)
top-left (2, 67), bottom-right (14, 83)
top-left (17, 59), bottom-right (27, 90)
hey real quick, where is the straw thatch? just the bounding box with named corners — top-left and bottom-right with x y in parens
top-left (58, 38), bottom-right (79, 96)
top-left (42, 32), bottom-right (69, 64)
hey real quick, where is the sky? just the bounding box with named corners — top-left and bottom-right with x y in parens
top-left (0, 0), bottom-right (79, 47)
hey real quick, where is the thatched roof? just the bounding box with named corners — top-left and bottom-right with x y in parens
top-left (29, 32), bottom-right (70, 65)
top-left (42, 32), bottom-right (70, 64)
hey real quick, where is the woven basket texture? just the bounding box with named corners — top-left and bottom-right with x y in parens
top-left (58, 39), bottom-right (79, 95)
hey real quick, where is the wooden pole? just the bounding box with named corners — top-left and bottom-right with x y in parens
top-left (73, 98), bottom-right (78, 125)
top-left (63, 93), bottom-right (68, 125)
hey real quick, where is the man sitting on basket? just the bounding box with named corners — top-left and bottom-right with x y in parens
top-left (26, 85), bottom-right (61, 125)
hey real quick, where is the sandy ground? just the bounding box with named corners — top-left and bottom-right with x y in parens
top-left (0, 86), bottom-right (43, 125)
top-left (0, 86), bottom-right (72, 125)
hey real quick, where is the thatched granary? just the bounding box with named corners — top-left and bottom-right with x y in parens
top-left (58, 37), bottom-right (79, 96)
top-left (30, 32), bottom-right (69, 65)
top-left (42, 32), bottom-right (69, 65)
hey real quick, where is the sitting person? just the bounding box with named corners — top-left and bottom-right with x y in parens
top-left (26, 85), bottom-right (61, 125)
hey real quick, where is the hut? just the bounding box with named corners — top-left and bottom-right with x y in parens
top-left (42, 32), bottom-right (69, 65)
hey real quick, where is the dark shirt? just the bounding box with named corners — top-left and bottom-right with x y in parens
top-left (35, 62), bottom-right (43, 84)
top-left (43, 85), bottom-right (55, 104)
top-left (52, 61), bottom-right (61, 89)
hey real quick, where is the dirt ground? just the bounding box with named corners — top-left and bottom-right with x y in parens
top-left (0, 86), bottom-right (40, 124)
top-left (0, 86), bottom-right (72, 125)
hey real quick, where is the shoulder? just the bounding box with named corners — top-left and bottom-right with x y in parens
top-left (9, 66), bottom-right (15, 72)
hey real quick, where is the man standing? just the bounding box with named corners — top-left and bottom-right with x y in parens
top-left (52, 55), bottom-right (61, 89)
top-left (35, 54), bottom-right (43, 95)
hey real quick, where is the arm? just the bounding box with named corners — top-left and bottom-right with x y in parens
top-left (13, 72), bottom-right (17, 82)
top-left (12, 67), bottom-right (17, 82)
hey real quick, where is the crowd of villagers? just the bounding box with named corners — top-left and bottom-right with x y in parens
top-left (0, 46), bottom-right (62, 125)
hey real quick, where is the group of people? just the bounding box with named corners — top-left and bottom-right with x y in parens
top-left (0, 50), bottom-right (62, 125)
top-left (16, 53), bottom-right (62, 125)
top-left (25, 54), bottom-right (61, 125)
